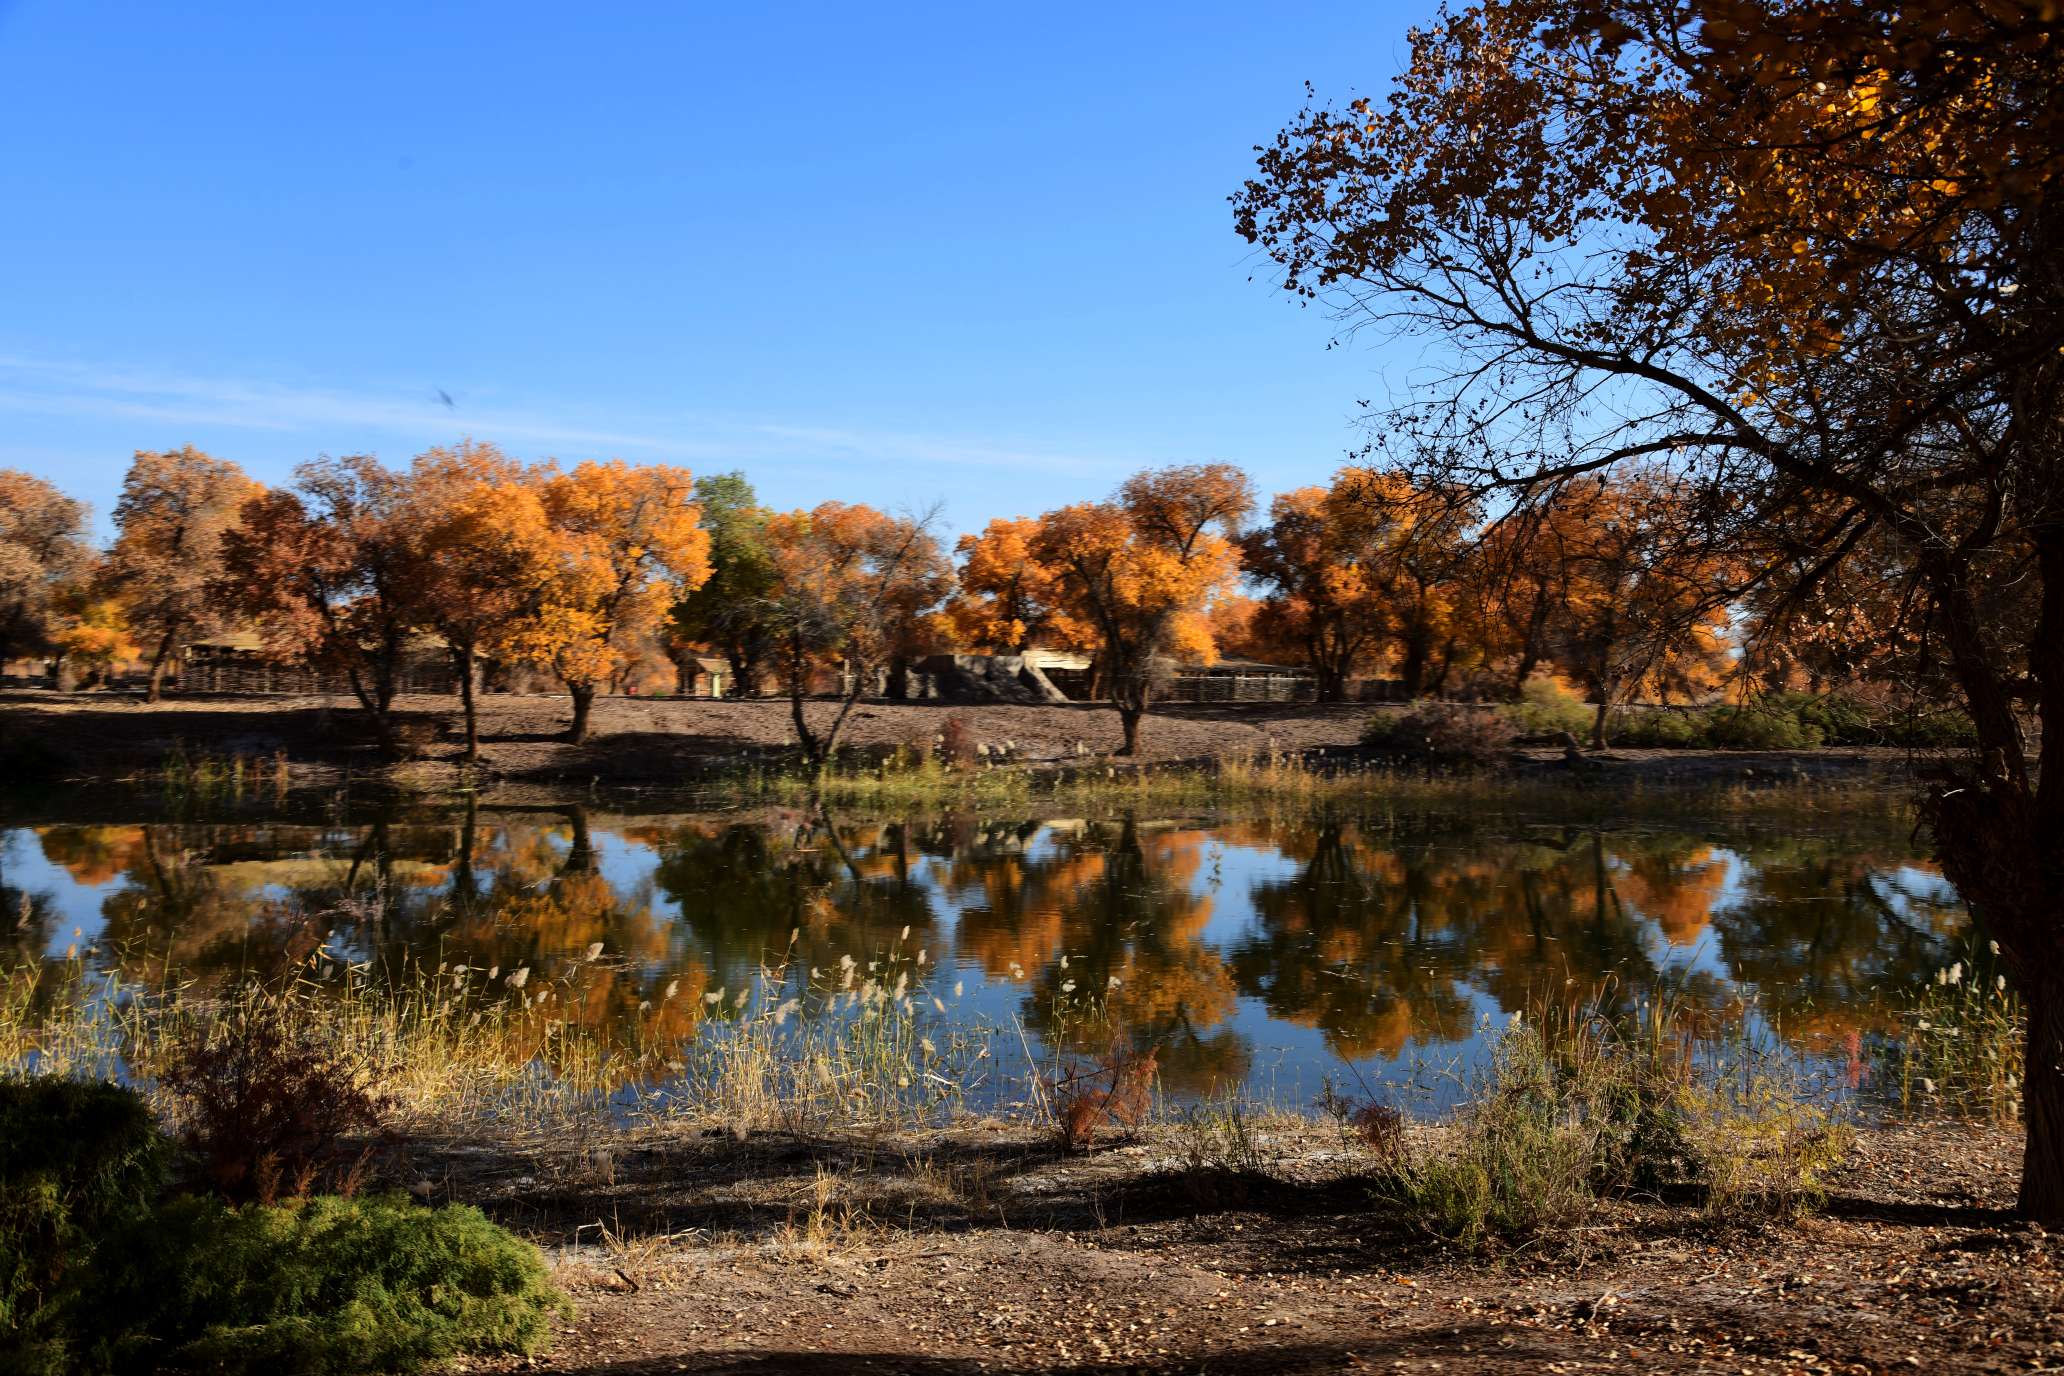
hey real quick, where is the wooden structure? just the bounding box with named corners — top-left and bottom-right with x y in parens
top-left (1161, 658), bottom-right (1316, 704)
top-left (178, 633), bottom-right (456, 695)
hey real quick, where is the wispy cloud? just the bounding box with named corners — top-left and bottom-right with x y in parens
top-left (0, 353), bottom-right (1113, 477)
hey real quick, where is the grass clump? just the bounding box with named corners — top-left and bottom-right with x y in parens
top-left (1881, 947), bottom-right (2023, 1124)
top-left (1373, 1002), bottom-right (1848, 1250)
top-left (90, 1192), bottom-right (570, 1376)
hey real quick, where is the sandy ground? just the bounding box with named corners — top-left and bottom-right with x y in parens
top-left (412, 1118), bottom-right (2057, 1375)
top-left (0, 690), bottom-right (1915, 789)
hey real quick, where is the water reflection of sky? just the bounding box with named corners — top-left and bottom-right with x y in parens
top-left (0, 808), bottom-right (1969, 1112)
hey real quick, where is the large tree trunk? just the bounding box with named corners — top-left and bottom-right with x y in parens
top-left (1590, 698), bottom-right (1610, 751)
top-left (2021, 977), bottom-right (2064, 1222)
top-left (453, 642), bottom-right (480, 761)
top-left (1922, 534), bottom-right (2061, 1220)
top-left (566, 681), bottom-right (596, 744)
top-left (1398, 633), bottom-right (1430, 699)
top-left (1116, 705), bottom-right (1144, 757)
top-left (145, 629), bottom-right (178, 703)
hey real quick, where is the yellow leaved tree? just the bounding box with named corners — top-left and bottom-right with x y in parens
top-left (1029, 464), bottom-right (1251, 755)
top-left (494, 461), bottom-right (710, 744)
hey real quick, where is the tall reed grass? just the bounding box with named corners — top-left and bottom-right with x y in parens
top-left (0, 931), bottom-right (1017, 1144)
top-left (1880, 945), bottom-right (2023, 1123)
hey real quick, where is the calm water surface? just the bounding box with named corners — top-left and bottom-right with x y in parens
top-left (0, 798), bottom-right (1965, 1108)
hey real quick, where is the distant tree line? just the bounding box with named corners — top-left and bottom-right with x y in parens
top-left (3, 438), bottom-right (1959, 757)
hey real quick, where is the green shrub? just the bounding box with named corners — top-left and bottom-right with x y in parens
top-left (1504, 676), bottom-right (1594, 739)
top-left (1606, 708), bottom-right (1708, 748)
top-left (91, 1193), bottom-right (570, 1375)
top-left (1776, 692), bottom-right (1873, 746)
top-left (1703, 706), bottom-right (1825, 750)
top-left (1, 1080), bottom-right (170, 1372)
top-left (1874, 706), bottom-right (1979, 749)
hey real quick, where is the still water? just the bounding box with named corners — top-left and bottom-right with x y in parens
top-left (0, 798), bottom-right (1965, 1108)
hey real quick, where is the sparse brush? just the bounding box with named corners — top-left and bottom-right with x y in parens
top-left (1170, 1092), bottom-right (1272, 1178)
top-left (1880, 946), bottom-right (2023, 1124)
top-left (1050, 1044), bottom-right (1157, 1150)
top-left (155, 990), bottom-right (393, 1204)
top-left (1373, 996), bottom-right (1849, 1249)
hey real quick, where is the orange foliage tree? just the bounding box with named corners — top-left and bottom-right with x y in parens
top-left (1242, 467), bottom-right (1476, 700)
top-left (1233, 0), bottom-right (2064, 1212)
top-left (104, 446), bottom-right (261, 701)
top-left (494, 460), bottom-right (710, 744)
top-left (1532, 472), bottom-right (1737, 745)
top-left (757, 502), bottom-right (950, 767)
top-left (49, 578), bottom-right (138, 687)
top-left (940, 516), bottom-right (1095, 654)
top-left (1029, 464), bottom-right (1251, 755)
top-left (215, 457), bottom-right (421, 757)
top-left (0, 468), bottom-right (95, 668)
top-left (401, 442), bottom-right (557, 759)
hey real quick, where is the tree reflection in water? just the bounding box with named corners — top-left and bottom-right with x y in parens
top-left (5, 802), bottom-right (1965, 1102)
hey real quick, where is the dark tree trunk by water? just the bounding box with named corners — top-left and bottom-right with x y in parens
top-left (566, 682), bottom-right (596, 744)
top-left (452, 642), bottom-right (481, 760)
top-left (145, 628), bottom-right (178, 703)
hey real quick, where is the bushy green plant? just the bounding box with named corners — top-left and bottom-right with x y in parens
top-left (1703, 705), bottom-right (1825, 750)
top-left (1, 1079), bottom-right (169, 1372)
top-left (1606, 708), bottom-right (1708, 748)
top-left (1775, 692), bottom-right (1873, 746)
top-left (1503, 676), bottom-right (1594, 738)
top-left (90, 1193), bottom-right (569, 1375)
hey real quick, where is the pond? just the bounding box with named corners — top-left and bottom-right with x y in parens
top-left (0, 794), bottom-right (1967, 1112)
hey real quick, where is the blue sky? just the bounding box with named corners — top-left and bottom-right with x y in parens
top-left (0, 1), bottom-right (1436, 539)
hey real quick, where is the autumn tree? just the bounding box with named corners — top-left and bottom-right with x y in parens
top-left (48, 575), bottom-right (138, 687)
top-left (667, 471), bottom-right (775, 695)
top-left (1233, 0), bottom-right (2064, 1214)
top-left (940, 516), bottom-right (1096, 654)
top-left (495, 460), bottom-right (710, 744)
top-left (402, 442), bottom-right (556, 759)
top-left (1242, 467), bottom-right (1476, 700)
top-left (215, 456), bottom-right (420, 757)
top-left (757, 502), bottom-right (950, 768)
top-left (0, 469), bottom-right (94, 668)
top-left (1029, 464), bottom-right (1251, 755)
top-left (103, 446), bottom-right (261, 701)
top-left (1533, 471), bottom-right (1737, 745)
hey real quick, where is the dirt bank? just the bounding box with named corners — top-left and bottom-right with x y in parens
top-left (0, 689), bottom-right (1919, 791)
top-left (416, 1118), bottom-right (2053, 1375)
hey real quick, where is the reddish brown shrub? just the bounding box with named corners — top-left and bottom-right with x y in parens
top-left (938, 713), bottom-right (979, 768)
top-left (158, 996), bottom-right (391, 1204)
top-left (1351, 1101), bottom-right (1405, 1166)
top-left (1052, 1045), bottom-right (1158, 1150)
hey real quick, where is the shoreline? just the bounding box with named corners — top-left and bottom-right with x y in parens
top-left (1, 690), bottom-right (1931, 799)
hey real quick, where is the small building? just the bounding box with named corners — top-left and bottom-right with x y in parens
top-left (672, 655), bottom-right (732, 699)
top-left (179, 632), bottom-right (456, 695)
top-left (1161, 657), bottom-right (1316, 704)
